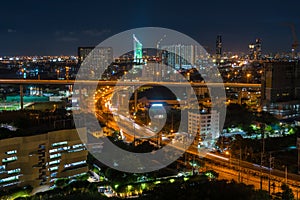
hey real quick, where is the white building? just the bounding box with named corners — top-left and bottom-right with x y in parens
top-left (188, 110), bottom-right (220, 148)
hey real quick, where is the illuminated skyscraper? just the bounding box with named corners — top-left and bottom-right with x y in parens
top-left (133, 34), bottom-right (143, 63)
top-left (255, 38), bottom-right (262, 60)
top-left (248, 38), bottom-right (262, 60)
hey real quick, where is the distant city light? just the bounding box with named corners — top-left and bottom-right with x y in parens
top-left (151, 103), bottom-right (163, 107)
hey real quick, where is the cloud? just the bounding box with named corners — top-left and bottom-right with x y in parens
top-left (54, 30), bottom-right (64, 36)
top-left (82, 29), bottom-right (111, 37)
top-left (7, 29), bottom-right (16, 33)
top-left (56, 36), bottom-right (79, 42)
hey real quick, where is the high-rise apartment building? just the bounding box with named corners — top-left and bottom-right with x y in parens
top-left (161, 44), bottom-right (198, 70)
top-left (78, 46), bottom-right (113, 79)
top-left (262, 61), bottom-right (300, 103)
top-left (261, 61), bottom-right (300, 118)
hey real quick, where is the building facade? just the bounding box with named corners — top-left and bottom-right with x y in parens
top-left (133, 34), bottom-right (143, 63)
top-left (162, 44), bottom-right (197, 70)
top-left (78, 46), bottom-right (113, 79)
top-left (0, 128), bottom-right (88, 189)
top-left (216, 35), bottom-right (222, 63)
top-left (262, 61), bottom-right (300, 103)
top-left (188, 110), bottom-right (220, 148)
top-left (261, 61), bottom-right (300, 119)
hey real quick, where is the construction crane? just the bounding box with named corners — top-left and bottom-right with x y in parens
top-left (156, 34), bottom-right (167, 49)
top-left (156, 34), bottom-right (167, 59)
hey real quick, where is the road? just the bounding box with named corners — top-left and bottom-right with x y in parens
top-left (96, 110), bottom-right (300, 197)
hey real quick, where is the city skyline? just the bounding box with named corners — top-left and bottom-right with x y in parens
top-left (1, 0), bottom-right (300, 55)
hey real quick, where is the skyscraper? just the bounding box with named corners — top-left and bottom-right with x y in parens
top-left (78, 46), bottom-right (113, 79)
top-left (261, 61), bottom-right (300, 118)
top-left (78, 47), bottom-right (94, 64)
top-left (216, 35), bottom-right (222, 62)
top-left (261, 61), bottom-right (299, 103)
top-left (161, 44), bottom-right (197, 70)
top-left (248, 38), bottom-right (262, 60)
top-left (133, 34), bottom-right (143, 63)
top-left (255, 38), bottom-right (262, 60)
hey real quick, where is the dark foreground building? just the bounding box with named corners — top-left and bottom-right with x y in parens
top-left (0, 128), bottom-right (88, 189)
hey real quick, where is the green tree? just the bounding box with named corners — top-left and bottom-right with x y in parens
top-left (281, 184), bottom-right (294, 200)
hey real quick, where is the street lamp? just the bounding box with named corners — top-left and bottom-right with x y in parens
top-left (187, 72), bottom-right (190, 81)
top-left (133, 115), bottom-right (136, 146)
top-left (56, 69), bottom-right (60, 79)
top-left (246, 73), bottom-right (251, 83)
top-left (225, 150), bottom-right (231, 167)
top-left (156, 71), bottom-right (160, 81)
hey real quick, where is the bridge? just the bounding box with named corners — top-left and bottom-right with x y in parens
top-left (0, 79), bottom-right (261, 110)
top-left (0, 79), bottom-right (261, 88)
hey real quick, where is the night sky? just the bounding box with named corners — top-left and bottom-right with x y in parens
top-left (1, 0), bottom-right (300, 56)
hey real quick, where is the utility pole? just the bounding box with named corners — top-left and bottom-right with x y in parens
top-left (260, 123), bottom-right (265, 190)
top-left (20, 84), bottom-right (24, 110)
top-left (238, 147), bottom-right (242, 182)
top-left (268, 153), bottom-right (274, 194)
top-left (285, 165), bottom-right (288, 184)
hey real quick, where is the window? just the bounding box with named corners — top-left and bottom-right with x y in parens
top-left (73, 144), bottom-right (84, 149)
top-left (50, 172), bottom-right (57, 178)
top-left (49, 166), bottom-right (58, 171)
top-left (2, 156), bottom-right (17, 163)
top-left (6, 150), bottom-right (17, 155)
top-left (68, 148), bottom-right (85, 153)
top-left (50, 153), bottom-right (61, 159)
top-left (0, 165), bottom-right (5, 174)
top-left (7, 168), bottom-right (20, 174)
top-left (49, 148), bottom-right (58, 153)
top-left (49, 160), bottom-right (60, 165)
top-left (0, 175), bottom-right (19, 183)
top-left (52, 141), bottom-right (67, 147)
top-left (57, 146), bottom-right (70, 151)
top-left (64, 160), bottom-right (86, 168)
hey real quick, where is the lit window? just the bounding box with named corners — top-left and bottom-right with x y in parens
top-left (0, 165), bottom-right (5, 174)
top-left (49, 160), bottom-right (60, 165)
top-left (52, 141), bottom-right (68, 147)
top-left (50, 153), bottom-right (61, 159)
top-left (6, 150), bottom-right (17, 155)
top-left (73, 144), bottom-right (84, 149)
top-left (64, 160), bottom-right (86, 168)
top-left (7, 168), bottom-right (20, 174)
top-left (49, 166), bottom-right (58, 171)
top-left (68, 148), bottom-right (85, 153)
top-left (0, 175), bottom-right (19, 183)
top-left (2, 156), bottom-right (17, 163)
top-left (49, 148), bottom-right (58, 153)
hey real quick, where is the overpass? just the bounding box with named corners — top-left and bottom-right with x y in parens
top-left (0, 79), bottom-right (261, 110)
top-left (0, 79), bottom-right (261, 88)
